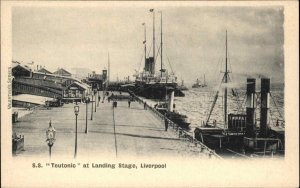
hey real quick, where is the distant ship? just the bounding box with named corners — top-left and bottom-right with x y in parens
top-left (178, 79), bottom-right (188, 91)
top-left (133, 9), bottom-right (185, 99)
top-left (192, 74), bottom-right (207, 88)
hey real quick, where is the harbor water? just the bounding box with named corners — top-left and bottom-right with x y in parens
top-left (174, 83), bottom-right (284, 133)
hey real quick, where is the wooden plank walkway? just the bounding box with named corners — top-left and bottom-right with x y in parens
top-left (12, 92), bottom-right (216, 159)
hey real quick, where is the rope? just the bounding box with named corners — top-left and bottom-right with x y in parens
top-left (137, 49), bottom-right (145, 72)
top-left (164, 52), bottom-right (174, 74)
top-left (270, 92), bottom-right (284, 119)
top-left (269, 108), bottom-right (276, 127)
top-left (205, 75), bottom-right (224, 124)
top-left (112, 107), bottom-right (118, 157)
top-left (155, 44), bottom-right (161, 69)
top-left (147, 42), bottom-right (153, 58)
top-left (237, 94), bottom-right (247, 113)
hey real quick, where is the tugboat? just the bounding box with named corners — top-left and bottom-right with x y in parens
top-left (192, 74), bottom-right (207, 88)
top-left (178, 79), bottom-right (188, 91)
top-left (155, 89), bottom-right (190, 130)
top-left (194, 31), bottom-right (284, 157)
top-left (133, 9), bottom-right (185, 99)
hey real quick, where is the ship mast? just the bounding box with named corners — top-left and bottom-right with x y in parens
top-left (224, 30), bottom-right (228, 128)
top-left (205, 31), bottom-right (229, 127)
top-left (150, 9), bottom-right (155, 76)
top-left (160, 11), bottom-right (163, 77)
top-left (142, 23), bottom-right (147, 73)
top-left (108, 52), bottom-right (110, 86)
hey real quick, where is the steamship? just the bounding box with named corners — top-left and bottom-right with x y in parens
top-left (133, 9), bottom-right (184, 99)
top-left (194, 31), bottom-right (284, 157)
top-left (192, 74), bottom-right (207, 88)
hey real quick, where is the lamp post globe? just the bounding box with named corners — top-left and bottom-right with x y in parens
top-left (46, 120), bottom-right (56, 158)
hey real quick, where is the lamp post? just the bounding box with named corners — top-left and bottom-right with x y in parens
top-left (74, 105), bottom-right (79, 158)
top-left (94, 89), bottom-right (97, 112)
top-left (91, 94), bottom-right (93, 120)
top-left (46, 120), bottom-right (56, 158)
top-left (85, 97), bottom-right (89, 134)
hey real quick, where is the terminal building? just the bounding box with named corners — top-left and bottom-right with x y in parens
top-left (12, 61), bottom-right (92, 105)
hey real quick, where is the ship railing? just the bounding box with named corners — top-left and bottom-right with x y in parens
top-left (130, 92), bottom-right (222, 159)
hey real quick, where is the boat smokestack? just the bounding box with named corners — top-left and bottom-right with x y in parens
top-left (245, 78), bottom-right (256, 137)
top-left (260, 78), bottom-right (270, 137)
top-left (168, 90), bottom-right (174, 112)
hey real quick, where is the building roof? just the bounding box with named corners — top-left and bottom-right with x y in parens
top-left (13, 94), bottom-right (54, 105)
top-left (12, 63), bottom-right (32, 77)
top-left (37, 68), bottom-right (52, 74)
top-left (64, 81), bottom-right (87, 91)
top-left (53, 68), bottom-right (72, 76)
top-left (12, 63), bottom-right (31, 72)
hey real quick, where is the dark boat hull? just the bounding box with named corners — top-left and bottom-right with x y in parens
top-left (157, 109), bottom-right (191, 130)
top-left (133, 82), bottom-right (185, 99)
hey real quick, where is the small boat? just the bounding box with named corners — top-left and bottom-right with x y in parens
top-left (154, 90), bottom-right (190, 130)
top-left (178, 79), bottom-right (188, 91)
top-left (192, 74), bottom-right (207, 88)
top-left (194, 31), bottom-right (284, 157)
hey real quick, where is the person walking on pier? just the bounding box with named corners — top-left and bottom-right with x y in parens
top-left (128, 99), bottom-right (131, 108)
top-left (98, 95), bottom-right (101, 106)
top-left (164, 114), bottom-right (169, 131)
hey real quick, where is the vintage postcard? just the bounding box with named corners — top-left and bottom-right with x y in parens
top-left (1, 1), bottom-right (299, 187)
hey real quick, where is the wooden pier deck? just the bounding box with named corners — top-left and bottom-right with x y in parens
top-left (12, 92), bottom-right (219, 159)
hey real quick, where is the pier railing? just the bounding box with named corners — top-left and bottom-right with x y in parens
top-left (130, 92), bottom-right (222, 159)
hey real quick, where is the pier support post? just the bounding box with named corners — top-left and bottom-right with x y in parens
top-left (208, 152), bottom-right (212, 158)
top-left (85, 98), bottom-right (88, 134)
top-left (48, 143), bottom-right (52, 158)
top-left (199, 146), bottom-right (203, 152)
top-left (168, 91), bottom-right (175, 112)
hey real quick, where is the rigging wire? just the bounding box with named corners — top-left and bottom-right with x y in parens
top-left (270, 92), bottom-right (284, 120)
top-left (137, 49), bottom-right (145, 73)
top-left (268, 108), bottom-right (277, 127)
top-left (205, 74), bottom-right (225, 124)
top-left (155, 43), bottom-right (162, 72)
top-left (165, 52), bottom-right (174, 75)
top-left (147, 42), bottom-right (153, 58)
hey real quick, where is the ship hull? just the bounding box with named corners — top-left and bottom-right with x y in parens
top-left (157, 109), bottom-right (191, 130)
top-left (133, 82), bottom-right (185, 99)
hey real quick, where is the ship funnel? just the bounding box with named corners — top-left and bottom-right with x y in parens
top-left (245, 78), bottom-right (256, 137)
top-left (260, 78), bottom-right (270, 136)
top-left (168, 90), bottom-right (174, 112)
top-left (145, 57), bottom-right (155, 75)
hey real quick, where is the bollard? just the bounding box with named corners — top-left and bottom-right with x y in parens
top-left (199, 146), bottom-right (203, 152)
top-left (179, 129), bottom-right (182, 138)
top-left (208, 152), bottom-right (212, 158)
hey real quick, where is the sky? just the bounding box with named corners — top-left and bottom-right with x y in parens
top-left (12, 6), bottom-right (284, 84)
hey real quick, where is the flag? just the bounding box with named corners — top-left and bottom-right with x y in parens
top-left (149, 9), bottom-right (154, 12)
